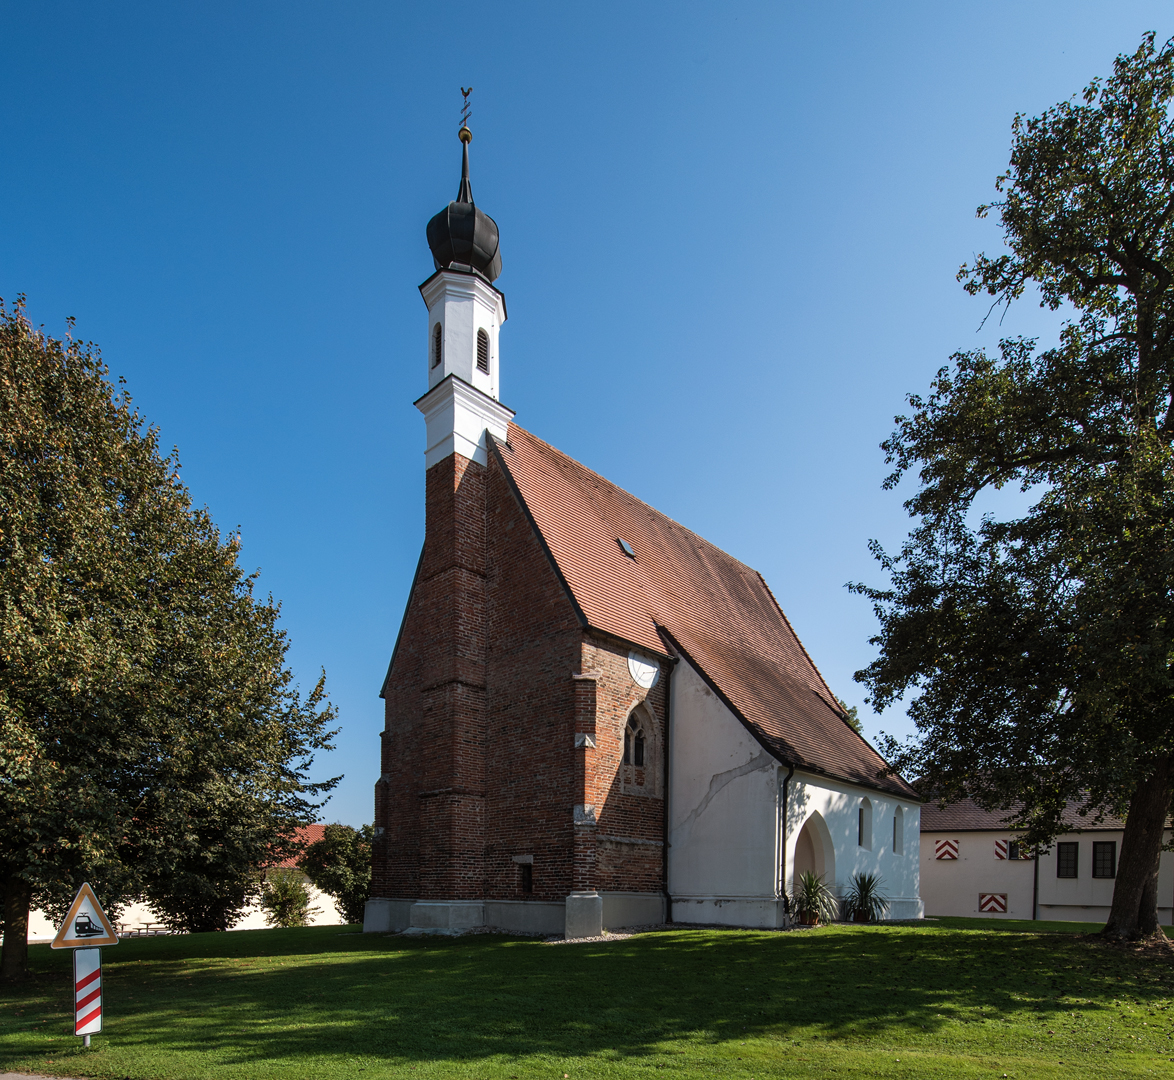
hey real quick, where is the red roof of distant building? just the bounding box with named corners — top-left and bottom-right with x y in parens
top-left (492, 425), bottom-right (917, 799)
top-left (271, 824), bottom-right (327, 868)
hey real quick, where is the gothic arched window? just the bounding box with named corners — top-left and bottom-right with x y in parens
top-left (624, 715), bottom-right (645, 767)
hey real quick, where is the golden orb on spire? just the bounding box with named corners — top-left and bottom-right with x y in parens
top-left (458, 125), bottom-right (472, 144)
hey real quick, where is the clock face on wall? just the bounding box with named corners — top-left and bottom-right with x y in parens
top-left (628, 651), bottom-right (660, 689)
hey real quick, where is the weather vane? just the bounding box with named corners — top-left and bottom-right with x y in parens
top-left (460, 87), bottom-right (472, 138)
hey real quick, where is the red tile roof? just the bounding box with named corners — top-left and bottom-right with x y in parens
top-left (492, 425), bottom-right (917, 799)
top-left (271, 824), bottom-right (327, 868)
top-left (920, 797), bottom-right (1171, 832)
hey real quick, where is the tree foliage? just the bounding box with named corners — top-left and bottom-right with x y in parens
top-left (853, 33), bottom-right (1174, 939)
top-left (835, 697), bottom-right (863, 735)
top-left (0, 299), bottom-right (338, 977)
top-left (299, 823), bottom-right (372, 926)
top-left (259, 870), bottom-right (320, 929)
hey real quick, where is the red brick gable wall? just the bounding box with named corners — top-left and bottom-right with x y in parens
top-left (374, 448), bottom-right (666, 906)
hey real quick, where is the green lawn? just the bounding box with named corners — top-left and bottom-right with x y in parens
top-left (2, 920), bottom-right (1173, 1079)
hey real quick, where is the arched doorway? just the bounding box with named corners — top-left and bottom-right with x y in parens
top-left (792, 811), bottom-right (835, 887)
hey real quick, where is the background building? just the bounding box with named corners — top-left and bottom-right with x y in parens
top-left (920, 799), bottom-right (1174, 922)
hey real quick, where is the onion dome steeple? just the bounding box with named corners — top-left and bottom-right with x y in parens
top-left (426, 124), bottom-right (502, 283)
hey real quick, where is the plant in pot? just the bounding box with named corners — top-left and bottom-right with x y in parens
top-left (843, 871), bottom-right (889, 923)
top-left (793, 870), bottom-right (839, 926)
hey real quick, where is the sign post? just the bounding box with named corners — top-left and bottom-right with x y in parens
top-left (51, 883), bottom-right (119, 1047)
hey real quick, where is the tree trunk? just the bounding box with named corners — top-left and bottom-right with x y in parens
top-left (1, 872), bottom-right (33, 983)
top-left (1103, 755), bottom-right (1172, 941)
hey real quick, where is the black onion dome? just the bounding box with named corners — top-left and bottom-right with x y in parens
top-left (426, 132), bottom-right (502, 282)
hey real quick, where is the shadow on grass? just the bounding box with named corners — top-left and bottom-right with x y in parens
top-left (3, 922), bottom-right (1172, 1068)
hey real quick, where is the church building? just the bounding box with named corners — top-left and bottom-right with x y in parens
top-left (363, 125), bottom-right (923, 938)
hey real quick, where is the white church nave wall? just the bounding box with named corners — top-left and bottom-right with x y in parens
top-left (666, 654), bottom-right (782, 925)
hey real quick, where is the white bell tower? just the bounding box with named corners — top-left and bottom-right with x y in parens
top-left (413, 123), bottom-right (513, 469)
top-left (420, 269), bottom-right (506, 400)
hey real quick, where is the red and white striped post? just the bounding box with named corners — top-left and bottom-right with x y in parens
top-left (73, 948), bottom-right (103, 1046)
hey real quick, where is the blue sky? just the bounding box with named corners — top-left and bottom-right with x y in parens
top-left (2, 2), bottom-right (1169, 826)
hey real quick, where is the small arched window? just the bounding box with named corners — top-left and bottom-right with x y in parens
top-left (624, 715), bottom-right (645, 767)
top-left (893, 805), bottom-right (905, 855)
top-left (858, 797), bottom-right (873, 850)
top-left (432, 323), bottom-right (443, 369)
top-left (476, 328), bottom-right (490, 374)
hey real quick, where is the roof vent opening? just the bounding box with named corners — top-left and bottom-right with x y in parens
top-left (617, 538), bottom-right (635, 558)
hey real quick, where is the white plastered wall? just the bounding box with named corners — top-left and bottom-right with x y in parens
top-left (667, 656), bottom-right (783, 927)
top-left (23, 875), bottom-right (345, 942)
top-left (785, 772), bottom-right (922, 920)
top-left (920, 829), bottom-right (1174, 923)
top-left (667, 654), bottom-right (923, 926)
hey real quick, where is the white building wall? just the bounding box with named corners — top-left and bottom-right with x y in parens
top-left (920, 829), bottom-right (1174, 923)
top-left (667, 655), bottom-right (923, 925)
top-left (24, 876), bottom-right (344, 942)
top-left (786, 772), bottom-right (923, 920)
top-left (667, 656), bottom-right (782, 927)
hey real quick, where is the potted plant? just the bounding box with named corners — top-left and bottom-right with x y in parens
top-left (793, 870), bottom-right (839, 926)
top-left (843, 871), bottom-right (889, 923)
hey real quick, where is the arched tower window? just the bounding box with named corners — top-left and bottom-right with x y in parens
top-left (893, 805), bottom-right (905, 855)
top-left (432, 323), bottom-right (443, 369)
top-left (476, 328), bottom-right (490, 374)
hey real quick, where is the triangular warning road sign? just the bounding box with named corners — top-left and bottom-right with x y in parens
top-left (51, 882), bottom-right (120, 949)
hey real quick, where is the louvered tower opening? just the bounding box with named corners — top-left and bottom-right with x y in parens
top-left (476, 328), bottom-right (490, 374)
top-left (432, 323), bottom-right (443, 368)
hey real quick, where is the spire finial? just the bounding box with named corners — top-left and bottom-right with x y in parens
top-left (459, 86), bottom-right (472, 143)
top-left (456, 87), bottom-right (474, 202)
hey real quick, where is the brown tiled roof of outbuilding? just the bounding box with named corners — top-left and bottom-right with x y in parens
top-left (920, 798), bottom-right (1171, 833)
top-left (491, 424), bottom-right (917, 800)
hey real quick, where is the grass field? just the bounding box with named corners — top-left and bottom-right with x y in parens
top-left (2, 918), bottom-right (1174, 1079)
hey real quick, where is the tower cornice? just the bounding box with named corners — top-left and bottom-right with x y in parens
top-left (414, 374), bottom-right (515, 468)
top-left (418, 267), bottom-right (508, 322)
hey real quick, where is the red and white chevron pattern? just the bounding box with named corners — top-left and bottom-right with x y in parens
top-left (979, 893), bottom-right (1007, 913)
top-left (994, 839), bottom-right (1008, 860)
top-left (73, 948), bottom-right (102, 1036)
top-left (935, 838), bottom-right (959, 860)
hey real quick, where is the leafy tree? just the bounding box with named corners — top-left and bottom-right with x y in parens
top-left (853, 33), bottom-right (1174, 941)
top-left (259, 870), bottom-right (320, 928)
top-left (835, 697), bottom-right (863, 735)
top-left (299, 823), bottom-right (373, 925)
top-left (0, 299), bottom-right (338, 979)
